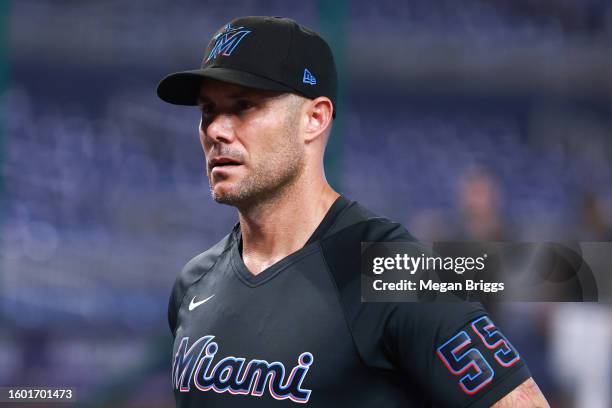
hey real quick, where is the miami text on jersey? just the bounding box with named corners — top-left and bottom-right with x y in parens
top-left (172, 335), bottom-right (313, 404)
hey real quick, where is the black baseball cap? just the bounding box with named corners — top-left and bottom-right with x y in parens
top-left (157, 16), bottom-right (337, 117)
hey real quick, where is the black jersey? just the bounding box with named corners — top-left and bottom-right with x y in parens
top-left (168, 196), bottom-right (531, 407)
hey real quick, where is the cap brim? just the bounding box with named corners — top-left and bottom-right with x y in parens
top-left (157, 67), bottom-right (296, 105)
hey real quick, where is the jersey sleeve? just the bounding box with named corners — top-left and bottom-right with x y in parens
top-left (167, 231), bottom-right (235, 337)
top-left (384, 303), bottom-right (531, 407)
top-left (320, 215), bottom-right (531, 407)
top-left (167, 273), bottom-right (186, 338)
top-left (167, 255), bottom-right (203, 338)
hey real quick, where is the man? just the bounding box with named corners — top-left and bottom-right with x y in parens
top-left (157, 16), bottom-right (549, 407)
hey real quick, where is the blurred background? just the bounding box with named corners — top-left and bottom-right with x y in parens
top-left (1, 0), bottom-right (612, 406)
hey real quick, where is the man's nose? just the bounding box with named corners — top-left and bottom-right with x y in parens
top-left (203, 114), bottom-right (236, 145)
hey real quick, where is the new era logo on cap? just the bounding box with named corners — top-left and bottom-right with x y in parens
top-left (303, 68), bottom-right (317, 85)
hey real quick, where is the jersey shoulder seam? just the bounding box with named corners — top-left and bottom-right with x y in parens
top-left (317, 240), bottom-right (381, 376)
top-left (324, 216), bottom-right (402, 240)
top-left (174, 236), bottom-right (234, 328)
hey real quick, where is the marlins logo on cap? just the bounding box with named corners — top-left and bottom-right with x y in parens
top-left (204, 24), bottom-right (252, 64)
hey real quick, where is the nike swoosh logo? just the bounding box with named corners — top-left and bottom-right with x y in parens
top-left (188, 294), bottom-right (215, 311)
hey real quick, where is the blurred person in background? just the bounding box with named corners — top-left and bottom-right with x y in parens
top-left (578, 191), bottom-right (612, 241)
top-left (549, 190), bottom-right (612, 407)
top-left (551, 304), bottom-right (612, 408)
top-left (458, 167), bottom-right (508, 242)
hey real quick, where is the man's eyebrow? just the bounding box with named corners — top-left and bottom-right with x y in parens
top-left (229, 90), bottom-right (255, 98)
top-left (197, 96), bottom-right (211, 106)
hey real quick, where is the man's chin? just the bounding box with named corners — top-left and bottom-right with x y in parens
top-left (212, 194), bottom-right (238, 206)
top-left (210, 185), bottom-right (246, 206)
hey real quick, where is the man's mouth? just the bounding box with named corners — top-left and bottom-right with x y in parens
top-left (209, 157), bottom-right (243, 171)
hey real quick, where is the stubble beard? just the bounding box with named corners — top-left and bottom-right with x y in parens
top-left (207, 113), bottom-right (304, 210)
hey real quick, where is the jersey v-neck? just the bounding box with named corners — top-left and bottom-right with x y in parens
top-left (231, 195), bottom-right (352, 287)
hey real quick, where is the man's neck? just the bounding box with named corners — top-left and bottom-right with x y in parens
top-left (237, 181), bottom-right (339, 276)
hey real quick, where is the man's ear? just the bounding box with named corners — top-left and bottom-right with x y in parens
top-left (303, 96), bottom-right (333, 143)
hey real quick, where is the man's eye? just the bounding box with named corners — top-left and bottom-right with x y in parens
top-left (236, 100), bottom-right (254, 110)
